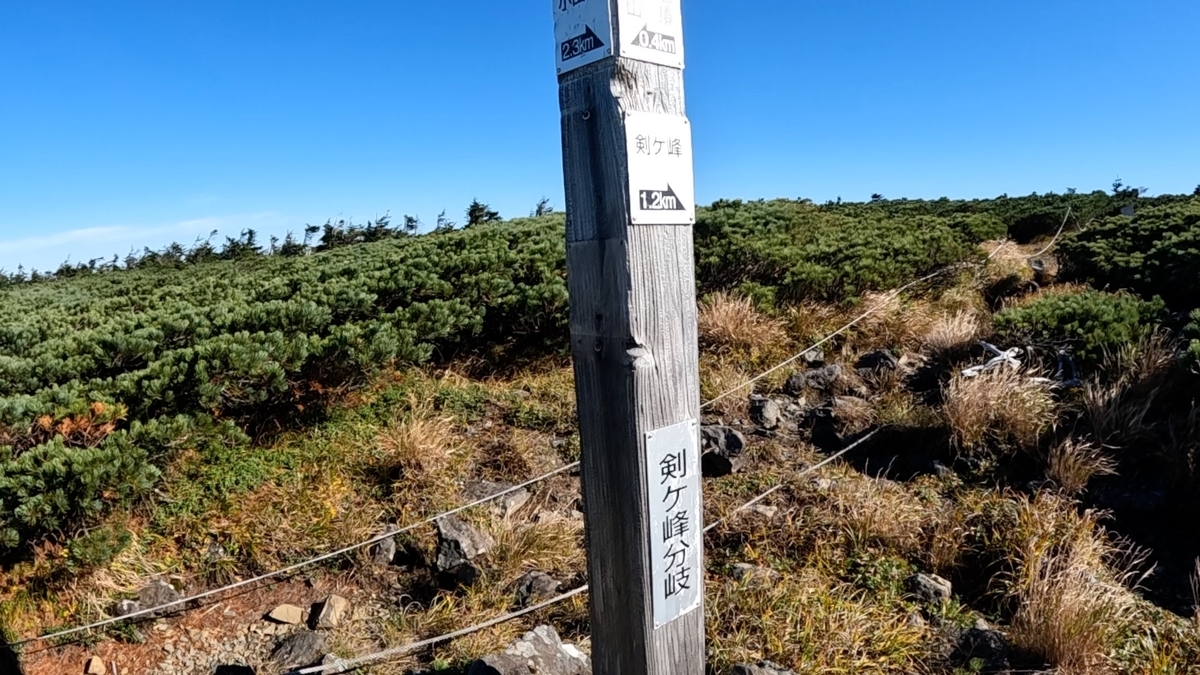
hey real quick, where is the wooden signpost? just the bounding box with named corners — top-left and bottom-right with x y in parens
top-left (552, 1), bottom-right (704, 673)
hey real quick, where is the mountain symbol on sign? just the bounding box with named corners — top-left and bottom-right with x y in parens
top-left (560, 25), bottom-right (606, 62)
top-left (638, 185), bottom-right (687, 212)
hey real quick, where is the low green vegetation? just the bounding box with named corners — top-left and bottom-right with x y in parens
top-left (994, 290), bottom-right (1168, 365)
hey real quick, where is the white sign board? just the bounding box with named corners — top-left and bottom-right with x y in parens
top-left (617, 0), bottom-right (685, 69)
top-left (625, 110), bottom-right (695, 225)
top-left (553, 0), bottom-right (614, 74)
top-left (645, 419), bottom-right (702, 628)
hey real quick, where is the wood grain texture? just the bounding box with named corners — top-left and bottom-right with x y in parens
top-left (558, 42), bottom-right (704, 675)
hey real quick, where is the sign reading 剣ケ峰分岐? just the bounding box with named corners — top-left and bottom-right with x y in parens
top-left (552, 0), bottom-right (685, 75)
top-left (645, 419), bottom-right (702, 628)
top-left (625, 110), bottom-right (695, 225)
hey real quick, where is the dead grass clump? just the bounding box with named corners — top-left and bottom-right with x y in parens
top-left (921, 310), bottom-right (989, 356)
top-left (823, 474), bottom-right (929, 558)
top-left (1082, 380), bottom-right (1159, 450)
top-left (706, 566), bottom-right (928, 674)
top-left (943, 368), bottom-right (1056, 451)
top-left (1007, 494), bottom-right (1147, 675)
top-left (980, 240), bottom-right (1033, 284)
top-left (377, 406), bottom-right (466, 519)
top-left (698, 291), bottom-right (789, 358)
top-left (1046, 439), bottom-right (1117, 498)
top-left (700, 357), bottom-right (752, 418)
top-left (852, 291), bottom-right (936, 350)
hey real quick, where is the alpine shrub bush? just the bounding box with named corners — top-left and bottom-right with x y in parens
top-left (695, 199), bottom-right (979, 304)
top-left (994, 290), bottom-right (1167, 365)
top-left (1059, 199), bottom-right (1200, 311)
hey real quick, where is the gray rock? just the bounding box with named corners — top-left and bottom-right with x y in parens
top-left (515, 571), bottom-right (561, 607)
top-left (800, 348), bottom-right (825, 366)
top-left (138, 579), bottom-right (182, 613)
top-left (855, 349), bottom-right (899, 373)
top-left (701, 425), bottom-right (747, 477)
top-left (270, 630), bottom-right (326, 669)
top-left (436, 516), bottom-right (496, 572)
top-left (312, 594), bottom-right (350, 629)
top-left (464, 480), bottom-right (532, 519)
top-left (731, 563), bottom-right (781, 584)
top-left (733, 661), bottom-right (797, 675)
top-left (954, 624), bottom-right (1010, 673)
top-left (749, 396), bottom-right (784, 430)
top-left (503, 625), bottom-right (590, 675)
top-left (907, 572), bottom-right (953, 605)
top-left (113, 599), bottom-right (141, 617)
top-left (267, 604), bottom-right (304, 625)
top-left (371, 525), bottom-right (399, 566)
top-left (468, 654), bottom-right (533, 675)
top-left (786, 365), bottom-right (842, 395)
top-left (747, 504), bottom-right (778, 519)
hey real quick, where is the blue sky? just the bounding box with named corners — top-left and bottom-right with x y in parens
top-left (2, 1), bottom-right (1197, 272)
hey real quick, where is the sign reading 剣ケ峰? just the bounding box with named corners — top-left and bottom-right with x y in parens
top-left (625, 110), bottom-right (695, 225)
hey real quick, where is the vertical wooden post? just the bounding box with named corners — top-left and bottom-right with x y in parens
top-left (552, 1), bottom-right (704, 673)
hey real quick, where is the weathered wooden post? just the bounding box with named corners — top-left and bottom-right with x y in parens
top-left (552, 1), bottom-right (704, 673)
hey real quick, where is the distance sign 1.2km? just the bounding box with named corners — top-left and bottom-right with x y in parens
top-left (625, 111), bottom-right (695, 225)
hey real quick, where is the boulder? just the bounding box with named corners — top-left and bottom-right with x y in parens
top-left (785, 365), bottom-right (842, 395)
top-left (503, 625), bottom-right (590, 675)
top-left (267, 604), bottom-right (305, 625)
top-left (137, 579), bottom-right (182, 614)
top-left (749, 396), bottom-right (783, 430)
top-left (270, 630), bottom-right (327, 670)
top-left (731, 563), bottom-right (781, 584)
top-left (312, 594), bottom-right (350, 629)
top-left (515, 571), bottom-right (561, 607)
top-left (436, 516), bottom-right (496, 572)
top-left (370, 526), bottom-right (399, 566)
top-left (700, 425), bottom-right (747, 477)
top-left (113, 599), bottom-right (141, 617)
top-left (953, 621), bottom-right (1010, 673)
top-left (856, 349), bottom-right (899, 373)
top-left (464, 479), bottom-right (532, 519)
top-left (808, 408), bottom-right (842, 452)
top-left (907, 572), bottom-right (952, 605)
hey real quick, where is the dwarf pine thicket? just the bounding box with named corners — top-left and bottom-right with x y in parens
top-left (1, 192), bottom-right (1197, 554)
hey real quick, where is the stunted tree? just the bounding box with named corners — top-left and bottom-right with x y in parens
top-left (532, 197), bottom-right (554, 217)
top-left (466, 199), bottom-right (501, 226)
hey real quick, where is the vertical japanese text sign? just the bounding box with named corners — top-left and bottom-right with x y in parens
top-left (646, 420), bottom-right (702, 626)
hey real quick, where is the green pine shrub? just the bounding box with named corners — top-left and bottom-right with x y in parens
top-left (1059, 199), bottom-right (1200, 311)
top-left (694, 199), bottom-right (980, 304)
top-left (993, 290), bottom-right (1167, 366)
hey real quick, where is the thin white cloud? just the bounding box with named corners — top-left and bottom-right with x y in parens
top-left (0, 213), bottom-right (290, 273)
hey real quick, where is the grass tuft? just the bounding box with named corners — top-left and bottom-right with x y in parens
top-left (943, 367), bottom-right (1056, 451)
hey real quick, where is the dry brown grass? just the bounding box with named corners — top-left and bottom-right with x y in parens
top-left (706, 566), bottom-right (928, 674)
top-left (1007, 494), bottom-right (1147, 675)
top-left (698, 291), bottom-right (790, 358)
top-left (921, 310), bottom-right (989, 356)
top-left (1046, 439), bottom-right (1118, 497)
top-left (852, 291), bottom-right (937, 350)
top-left (943, 367), bottom-right (1057, 451)
top-left (1083, 379), bottom-right (1159, 450)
